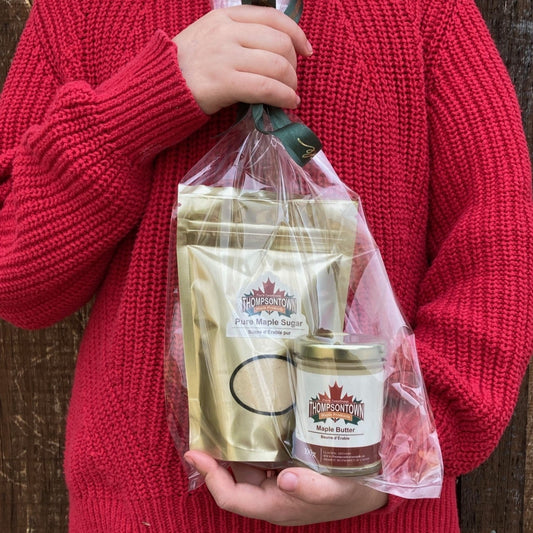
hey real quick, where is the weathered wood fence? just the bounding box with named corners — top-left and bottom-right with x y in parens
top-left (1, 0), bottom-right (532, 531)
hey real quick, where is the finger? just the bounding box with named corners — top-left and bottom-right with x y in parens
top-left (184, 450), bottom-right (235, 486)
top-left (231, 462), bottom-right (269, 486)
top-left (235, 49), bottom-right (298, 91)
top-left (229, 71), bottom-right (301, 109)
top-left (236, 23), bottom-right (298, 69)
top-left (226, 5), bottom-right (313, 57)
top-left (277, 467), bottom-right (361, 506)
top-left (184, 450), bottom-right (248, 511)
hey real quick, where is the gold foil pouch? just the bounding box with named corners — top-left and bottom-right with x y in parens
top-left (177, 185), bottom-right (358, 464)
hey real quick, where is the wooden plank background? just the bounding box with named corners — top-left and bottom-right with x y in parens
top-left (0, 0), bottom-right (532, 531)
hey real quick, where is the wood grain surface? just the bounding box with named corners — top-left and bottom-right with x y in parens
top-left (0, 0), bottom-right (532, 531)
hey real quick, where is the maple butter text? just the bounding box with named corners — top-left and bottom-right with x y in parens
top-left (315, 424), bottom-right (358, 433)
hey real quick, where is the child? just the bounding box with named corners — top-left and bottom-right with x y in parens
top-left (1, 0), bottom-right (532, 531)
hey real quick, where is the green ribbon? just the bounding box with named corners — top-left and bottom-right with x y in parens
top-left (240, 0), bottom-right (321, 166)
top-left (251, 104), bottom-right (321, 165)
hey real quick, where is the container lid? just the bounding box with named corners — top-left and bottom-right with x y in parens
top-left (294, 334), bottom-right (385, 363)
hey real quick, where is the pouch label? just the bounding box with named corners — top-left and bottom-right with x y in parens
top-left (227, 273), bottom-right (309, 338)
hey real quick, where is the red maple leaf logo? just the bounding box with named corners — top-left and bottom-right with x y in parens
top-left (315, 383), bottom-right (356, 422)
top-left (318, 382), bottom-right (354, 404)
top-left (252, 278), bottom-right (286, 298)
top-left (309, 383), bottom-right (364, 425)
top-left (242, 277), bottom-right (296, 317)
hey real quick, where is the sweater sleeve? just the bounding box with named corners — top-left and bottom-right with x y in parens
top-left (0, 6), bottom-right (208, 329)
top-left (417, 0), bottom-right (533, 477)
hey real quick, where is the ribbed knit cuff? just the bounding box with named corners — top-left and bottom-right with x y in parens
top-left (95, 30), bottom-right (209, 164)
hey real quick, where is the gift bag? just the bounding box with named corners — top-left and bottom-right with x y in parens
top-left (165, 0), bottom-right (443, 500)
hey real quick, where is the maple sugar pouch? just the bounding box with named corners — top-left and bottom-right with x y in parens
top-left (177, 186), bottom-right (357, 465)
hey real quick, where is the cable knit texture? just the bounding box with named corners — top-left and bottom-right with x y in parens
top-left (1, 0), bottom-right (532, 531)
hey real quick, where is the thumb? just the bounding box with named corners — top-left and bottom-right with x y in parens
top-left (277, 467), bottom-right (349, 505)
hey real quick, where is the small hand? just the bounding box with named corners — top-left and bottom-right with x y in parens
top-left (173, 6), bottom-right (313, 114)
top-left (184, 450), bottom-right (388, 526)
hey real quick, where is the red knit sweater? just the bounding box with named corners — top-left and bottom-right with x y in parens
top-left (1, 0), bottom-right (532, 531)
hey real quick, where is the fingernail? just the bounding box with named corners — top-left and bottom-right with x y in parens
top-left (306, 40), bottom-right (313, 55)
top-left (278, 471), bottom-right (298, 492)
top-left (184, 453), bottom-right (196, 469)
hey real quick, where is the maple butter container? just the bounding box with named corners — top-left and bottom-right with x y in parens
top-left (292, 335), bottom-right (385, 476)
